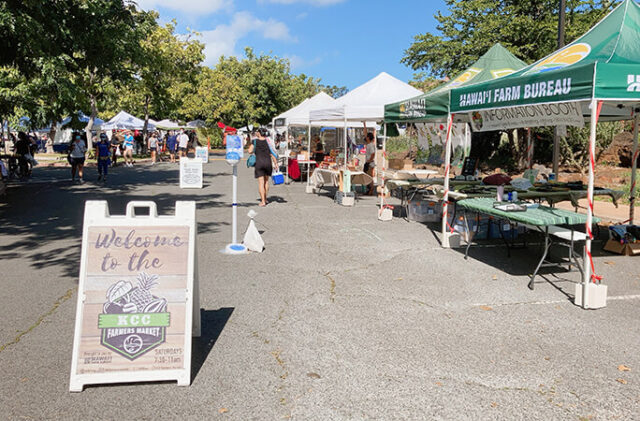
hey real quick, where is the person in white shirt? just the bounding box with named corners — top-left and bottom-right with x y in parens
top-left (364, 132), bottom-right (376, 195)
top-left (178, 129), bottom-right (189, 157)
top-left (69, 134), bottom-right (87, 182)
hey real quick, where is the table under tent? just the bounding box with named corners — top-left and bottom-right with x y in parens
top-left (383, 43), bottom-right (528, 241)
top-left (448, 0), bottom-right (640, 308)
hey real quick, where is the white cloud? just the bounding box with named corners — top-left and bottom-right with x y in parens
top-left (135, 0), bottom-right (232, 14)
top-left (199, 12), bottom-right (295, 66)
top-left (286, 54), bottom-right (322, 71)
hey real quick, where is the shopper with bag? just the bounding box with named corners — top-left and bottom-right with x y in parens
top-left (248, 127), bottom-right (278, 207)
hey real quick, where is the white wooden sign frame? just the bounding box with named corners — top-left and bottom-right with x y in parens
top-left (180, 157), bottom-right (204, 189)
top-left (69, 200), bottom-right (200, 392)
top-left (195, 147), bottom-right (209, 163)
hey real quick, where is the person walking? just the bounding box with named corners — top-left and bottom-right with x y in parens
top-left (363, 132), bottom-right (376, 195)
top-left (123, 130), bottom-right (134, 166)
top-left (96, 134), bottom-right (111, 182)
top-left (248, 127), bottom-right (278, 207)
top-left (166, 131), bottom-right (177, 163)
top-left (69, 134), bottom-right (87, 182)
top-left (177, 129), bottom-right (189, 158)
top-left (148, 132), bottom-right (158, 165)
top-left (110, 132), bottom-right (120, 167)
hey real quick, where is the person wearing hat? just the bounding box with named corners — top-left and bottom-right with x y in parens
top-left (123, 130), bottom-right (135, 166)
top-left (69, 133), bottom-right (87, 182)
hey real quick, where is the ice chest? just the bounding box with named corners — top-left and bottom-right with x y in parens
top-left (408, 197), bottom-right (442, 222)
top-left (271, 172), bottom-right (284, 185)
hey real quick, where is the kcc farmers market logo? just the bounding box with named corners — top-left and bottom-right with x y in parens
top-left (99, 272), bottom-right (170, 360)
top-left (526, 43), bottom-right (591, 74)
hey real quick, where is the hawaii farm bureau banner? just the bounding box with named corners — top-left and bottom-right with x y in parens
top-left (451, 44), bottom-right (596, 113)
top-left (469, 102), bottom-right (585, 132)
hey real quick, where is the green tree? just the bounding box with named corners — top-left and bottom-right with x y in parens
top-left (69, 1), bottom-right (156, 147)
top-left (319, 84), bottom-right (349, 99)
top-left (108, 20), bottom-right (205, 140)
top-left (182, 48), bottom-right (321, 129)
top-left (402, 0), bottom-right (618, 78)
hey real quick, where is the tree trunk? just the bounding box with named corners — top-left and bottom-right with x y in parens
top-left (85, 95), bottom-right (98, 150)
top-left (48, 124), bottom-right (56, 154)
top-left (142, 95), bottom-right (150, 155)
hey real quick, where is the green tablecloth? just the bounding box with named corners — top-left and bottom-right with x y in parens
top-left (456, 198), bottom-right (600, 226)
top-left (446, 189), bottom-right (622, 207)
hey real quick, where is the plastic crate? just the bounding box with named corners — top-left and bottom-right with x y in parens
top-left (408, 198), bottom-right (442, 222)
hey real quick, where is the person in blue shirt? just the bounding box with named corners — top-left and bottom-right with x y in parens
top-left (96, 134), bottom-right (111, 181)
top-left (123, 131), bottom-right (134, 166)
top-left (166, 131), bottom-right (178, 163)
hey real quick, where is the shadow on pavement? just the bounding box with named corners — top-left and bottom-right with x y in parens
top-left (191, 307), bottom-right (234, 382)
top-left (0, 165), bottom-right (230, 279)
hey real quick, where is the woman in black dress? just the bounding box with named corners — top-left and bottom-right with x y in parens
top-left (248, 127), bottom-right (278, 207)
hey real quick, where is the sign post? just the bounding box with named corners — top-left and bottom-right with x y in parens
top-left (224, 135), bottom-right (247, 254)
top-left (69, 200), bottom-right (199, 392)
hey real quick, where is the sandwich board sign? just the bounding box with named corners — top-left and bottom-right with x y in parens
top-left (195, 146), bottom-right (209, 163)
top-left (69, 200), bottom-right (200, 392)
top-left (180, 157), bottom-right (203, 189)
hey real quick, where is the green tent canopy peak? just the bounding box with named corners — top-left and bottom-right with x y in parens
top-left (451, 0), bottom-right (640, 113)
top-left (384, 43), bottom-right (528, 123)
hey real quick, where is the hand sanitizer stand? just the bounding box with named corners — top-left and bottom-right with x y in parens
top-left (224, 135), bottom-right (247, 255)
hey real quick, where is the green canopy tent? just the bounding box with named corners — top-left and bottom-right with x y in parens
top-left (382, 43), bottom-right (527, 237)
top-left (449, 0), bottom-right (640, 308)
top-left (385, 43), bottom-right (527, 123)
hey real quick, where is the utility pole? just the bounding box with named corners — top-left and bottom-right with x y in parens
top-left (553, 0), bottom-right (567, 176)
top-left (558, 0), bottom-right (566, 48)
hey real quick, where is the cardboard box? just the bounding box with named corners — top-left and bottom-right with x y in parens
top-left (388, 159), bottom-right (404, 170)
top-left (603, 239), bottom-right (640, 256)
top-left (403, 159), bottom-right (414, 170)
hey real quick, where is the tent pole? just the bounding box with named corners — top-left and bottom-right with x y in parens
top-left (527, 128), bottom-right (533, 169)
top-left (380, 123), bottom-right (387, 211)
top-left (630, 112), bottom-right (639, 224)
top-left (581, 99), bottom-right (601, 309)
top-left (307, 123), bottom-right (311, 187)
top-left (343, 113), bottom-right (347, 173)
top-left (553, 127), bottom-right (560, 175)
top-left (441, 114), bottom-right (454, 248)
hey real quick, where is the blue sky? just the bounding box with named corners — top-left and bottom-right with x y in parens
top-left (136, 0), bottom-right (447, 90)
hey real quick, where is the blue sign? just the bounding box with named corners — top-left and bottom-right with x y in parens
top-left (225, 135), bottom-right (244, 165)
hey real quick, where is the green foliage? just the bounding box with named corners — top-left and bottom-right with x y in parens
top-left (402, 0), bottom-right (619, 78)
top-left (182, 48), bottom-right (321, 128)
top-left (385, 135), bottom-right (418, 158)
top-left (319, 85), bottom-right (349, 99)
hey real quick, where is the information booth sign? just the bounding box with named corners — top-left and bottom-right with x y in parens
top-left (195, 147), bottom-right (209, 163)
top-left (180, 157), bottom-right (204, 189)
top-left (69, 201), bottom-right (200, 392)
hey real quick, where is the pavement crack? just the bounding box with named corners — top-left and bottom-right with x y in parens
top-left (325, 272), bottom-right (336, 303)
top-left (0, 287), bottom-right (76, 353)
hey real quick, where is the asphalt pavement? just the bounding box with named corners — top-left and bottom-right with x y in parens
top-left (1, 155), bottom-right (639, 420)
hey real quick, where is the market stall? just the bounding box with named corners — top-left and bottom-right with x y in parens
top-left (102, 111), bottom-right (155, 131)
top-left (383, 43), bottom-right (528, 243)
top-left (448, 0), bottom-right (640, 308)
top-left (309, 72), bottom-right (422, 201)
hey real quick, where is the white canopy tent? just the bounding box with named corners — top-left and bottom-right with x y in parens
top-left (102, 111), bottom-right (155, 131)
top-left (154, 119), bottom-right (184, 130)
top-left (273, 92), bottom-right (337, 130)
top-left (309, 72), bottom-right (422, 175)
